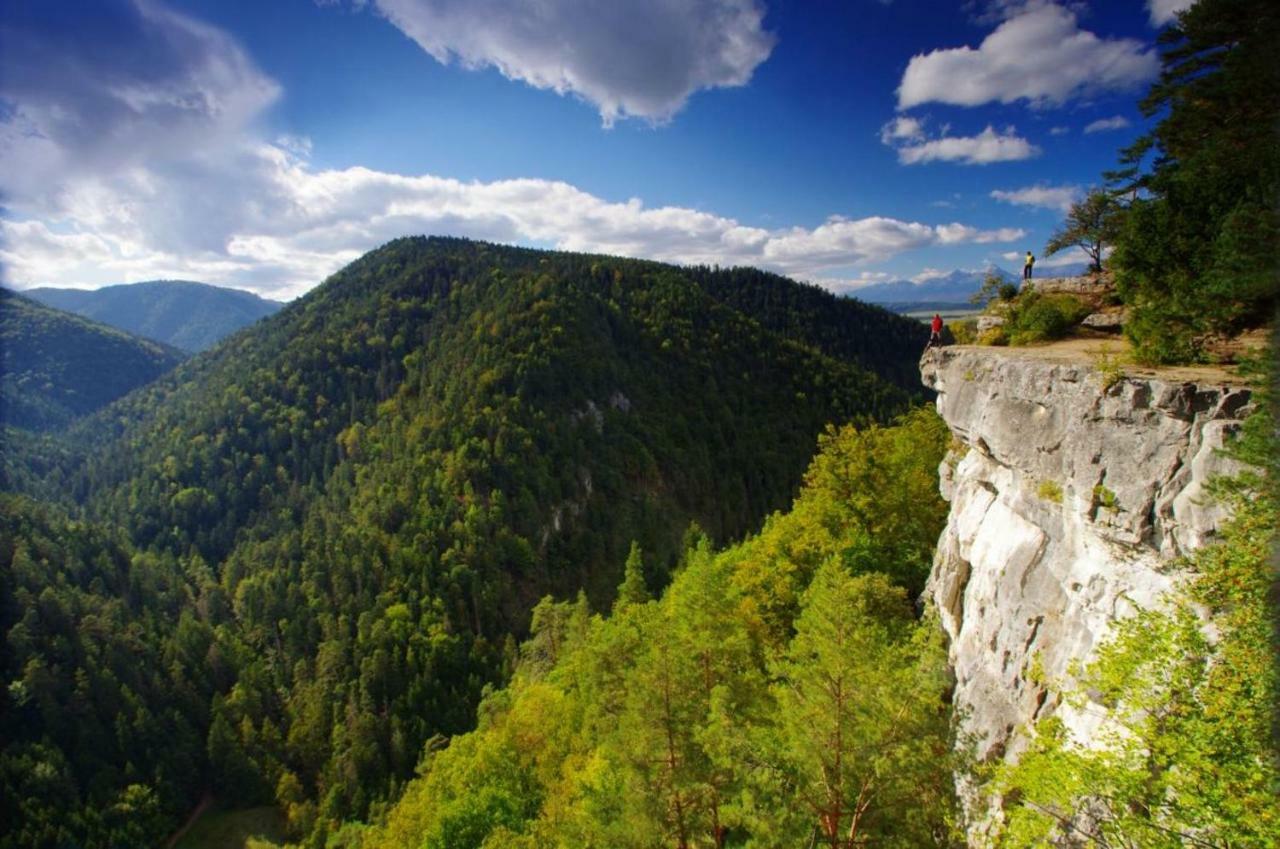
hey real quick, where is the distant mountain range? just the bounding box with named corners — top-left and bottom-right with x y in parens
top-left (0, 290), bottom-right (187, 431)
top-left (21, 280), bottom-right (283, 352)
top-left (850, 263), bottom-right (1092, 311)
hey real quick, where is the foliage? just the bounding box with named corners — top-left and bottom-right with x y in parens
top-left (994, 380), bottom-right (1280, 847)
top-left (2, 237), bottom-right (927, 846)
top-left (948, 319), bottom-right (978, 345)
top-left (1005, 293), bottom-right (1090, 346)
top-left (971, 272), bottom-right (1022, 307)
top-left (682, 265), bottom-right (929, 393)
top-left (1045, 190), bottom-right (1122, 274)
top-left (0, 496), bottom-right (217, 849)
top-left (1092, 347), bottom-right (1128, 390)
top-left (977, 326), bottom-right (1008, 346)
top-left (1036, 479), bottom-right (1063, 503)
top-left (1107, 0), bottom-right (1280, 363)
top-left (748, 568), bottom-right (957, 848)
top-left (614, 541), bottom-right (650, 611)
top-left (358, 409), bottom-right (959, 849)
top-left (0, 290), bottom-right (186, 432)
top-left (1091, 485), bottom-right (1117, 512)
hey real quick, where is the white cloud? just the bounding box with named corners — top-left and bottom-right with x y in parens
top-left (0, 0), bottom-right (1020, 298)
top-left (2, 141), bottom-right (1027, 298)
top-left (895, 126), bottom-right (1039, 165)
top-left (910, 267), bottom-right (950, 283)
top-left (990, 183), bottom-right (1082, 212)
top-left (934, 222), bottom-right (1026, 243)
top-left (897, 4), bottom-right (1158, 109)
top-left (1049, 125), bottom-right (1070, 136)
top-left (1147, 0), bottom-right (1193, 26)
top-left (1001, 245), bottom-right (1094, 267)
top-left (879, 116), bottom-right (925, 144)
top-left (365, 0), bottom-right (776, 125)
top-left (807, 271), bottom-right (896, 295)
top-left (0, 0), bottom-right (280, 205)
top-left (1083, 115), bottom-right (1131, 134)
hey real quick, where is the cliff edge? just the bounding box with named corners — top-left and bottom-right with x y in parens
top-left (919, 344), bottom-right (1254, 832)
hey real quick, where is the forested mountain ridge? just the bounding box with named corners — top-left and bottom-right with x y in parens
top-left (680, 265), bottom-right (930, 391)
top-left (21, 280), bottom-right (284, 353)
top-left (4, 236), bottom-right (929, 847)
top-left (0, 290), bottom-right (187, 432)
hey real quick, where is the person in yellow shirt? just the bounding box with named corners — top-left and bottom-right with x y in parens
top-left (1023, 250), bottom-right (1035, 281)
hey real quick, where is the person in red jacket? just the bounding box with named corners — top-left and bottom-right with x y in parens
top-left (928, 313), bottom-right (944, 348)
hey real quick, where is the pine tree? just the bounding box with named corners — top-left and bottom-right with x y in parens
top-left (753, 566), bottom-right (958, 848)
top-left (614, 541), bottom-right (650, 611)
top-left (1109, 0), bottom-right (1280, 362)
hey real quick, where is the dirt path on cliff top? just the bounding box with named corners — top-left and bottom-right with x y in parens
top-left (947, 329), bottom-right (1270, 388)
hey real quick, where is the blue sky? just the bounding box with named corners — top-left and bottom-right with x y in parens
top-left (0, 0), bottom-right (1190, 299)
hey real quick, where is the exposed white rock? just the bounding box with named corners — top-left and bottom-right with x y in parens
top-left (1080, 309), bottom-right (1127, 332)
top-left (1028, 275), bottom-right (1112, 305)
top-left (919, 346), bottom-right (1252, 838)
top-left (975, 314), bottom-right (1006, 333)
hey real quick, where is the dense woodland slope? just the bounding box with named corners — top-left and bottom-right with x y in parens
top-left (2, 236), bottom-right (929, 848)
top-left (0, 290), bottom-right (186, 432)
top-left (355, 408), bottom-right (958, 849)
top-left (22, 280), bottom-right (283, 352)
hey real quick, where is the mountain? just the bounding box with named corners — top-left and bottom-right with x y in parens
top-left (851, 266), bottom-right (1017, 310)
top-left (0, 290), bottom-right (187, 432)
top-left (4, 236), bottom-right (929, 846)
top-left (21, 280), bottom-right (283, 352)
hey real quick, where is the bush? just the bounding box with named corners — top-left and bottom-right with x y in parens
top-left (1037, 479), bottom-right (1064, 503)
top-left (977, 326), bottom-right (1008, 346)
top-left (1006, 293), bottom-right (1089, 346)
top-left (948, 319), bottom-right (977, 345)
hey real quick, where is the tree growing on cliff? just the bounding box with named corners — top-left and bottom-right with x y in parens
top-left (748, 567), bottom-right (959, 848)
top-left (1045, 189), bottom-right (1122, 275)
top-left (1107, 0), bottom-right (1280, 362)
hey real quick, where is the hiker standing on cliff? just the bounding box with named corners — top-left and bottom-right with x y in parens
top-left (927, 313), bottom-right (944, 349)
top-left (1023, 250), bottom-right (1035, 281)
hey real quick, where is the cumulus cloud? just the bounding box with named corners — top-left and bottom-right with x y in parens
top-left (806, 271), bottom-right (896, 296)
top-left (897, 3), bottom-right (1158, 109)
top-left (0, 0), bottom-right (1020, 298)
top-left (1147, 0), bottom-right (1193, 26)
top-left (1083, 115), bottom-right (1131, 134)
top-left (894, 126), bottom-right (1039, 165)
top-left (879, 116), bottom-right (925, 144)
top-left (0, 0), bottom-right (280, 205)
top-left (990, 183), bottom-right (1081, 212)
top-left (1, 140), bottom-right (1026, 298)
top-left (364, 0), bottom-right (776, 124)
top-left (1001, 245), bottom-right (1094, 268)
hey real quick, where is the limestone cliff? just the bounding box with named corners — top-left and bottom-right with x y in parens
top-left (919, 345), bottom-right (1253, 831)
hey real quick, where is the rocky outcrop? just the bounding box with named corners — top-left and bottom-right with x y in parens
top-left (1028, 274), bottom-right (1113, 306)
top-left (919, 345), bottom-right (1252, 834)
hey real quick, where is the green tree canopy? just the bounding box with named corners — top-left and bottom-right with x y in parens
top-left (1045, 189), bottom-right (1122, 274)
top-left (1108, 0), bottom-right (1280, 362)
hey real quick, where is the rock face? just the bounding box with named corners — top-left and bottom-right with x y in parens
top-left (919, 346), bottom-right (1252, 835)
top-left (1028, 274), bottom-right (1113, 306)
